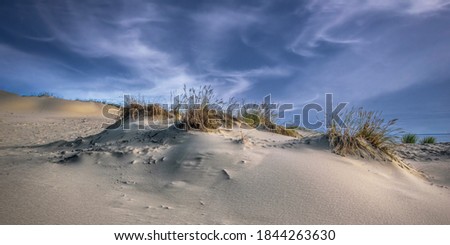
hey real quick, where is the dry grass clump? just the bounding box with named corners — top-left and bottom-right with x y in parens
top-left (117, 85), bottom-right (296, 138)
top-left (37, 92), bottom-right (55, 97)
top-left (327, 108), bottom-right (400, 161)
top-left (23, 91), bottom-right (59, 98)
top-left (172, 85), bottom-right (296, 137)
top-left (278, 126), bottom-right (299, 137)
top-left (174, 85), bottom-right (227, 131)
top-left (147, 103), bottom-right (171, 119)
top-left (240, 102), bottom-right (300, 138)
top-left (265, 122), bottom-right (300, 137)
top-left (122, 95), bottom-right (170, 121)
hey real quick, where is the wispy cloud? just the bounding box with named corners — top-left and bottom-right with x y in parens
top-left (290, 0), bottom-right (450, 56)
top-left (34, 0), bottom-right (200, 97)
top-left (283, 0), bottom-right (450, 104)
top-left (0, 0), bottom-right (450, 134)
top-left (0, 44), bottom-right (84, 88)
top-left (20, 35), bottom-right (55, 42)
top-left (29, 1), bottom-right (287, 99)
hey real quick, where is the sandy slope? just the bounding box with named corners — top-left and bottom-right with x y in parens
top-left (396, 143), bottom-right (450, 189)
top-left (0, 90), bottom-right (106, 116)
top-left (0, 92), bottom-right (449, 224)
top-left (0, 91), bottom-right (116, 147)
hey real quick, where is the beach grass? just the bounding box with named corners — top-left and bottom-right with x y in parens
top-left (327, 108), bottom-right (400, 161)
top-left (402, 133), bottom-right (418, 144)
top-left (420, 136), bottom-right (436, 144)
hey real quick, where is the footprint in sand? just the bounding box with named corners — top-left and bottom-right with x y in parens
top-left (160, 205), bottom-right (172, 210)
top-left (221, 169), bottom-right (231, 179)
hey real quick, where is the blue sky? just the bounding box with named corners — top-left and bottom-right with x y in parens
top-left (0, 0), bottom-right (449, 134)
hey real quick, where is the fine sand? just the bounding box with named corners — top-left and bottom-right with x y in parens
top-left (0, 91), bottom-right (449, 224)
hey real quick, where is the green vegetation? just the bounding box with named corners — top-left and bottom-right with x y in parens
top-left (401, 133), bottom-right (418, 144)
top-left (420, 136), bottom-right (436, 144)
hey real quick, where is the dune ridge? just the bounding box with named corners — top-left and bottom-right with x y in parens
top-left (0, 91), bottom-right (449, 224)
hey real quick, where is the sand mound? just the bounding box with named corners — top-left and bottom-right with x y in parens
top-left (0, 92), bottom-right (449, 224)
top-left (0, 90), bottom-right (117, 147)
top-left (396, 143), bottom-right (450, 188)
top-left (0, 90), bottom-right (109, 117)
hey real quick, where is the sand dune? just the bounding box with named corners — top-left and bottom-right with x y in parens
top-left (0, 92), bottom-right (449, 224)
top-left (397, 143), bottom-right (450, 189)
top-left (0, 91), bottom-right (117, 147)
top-left (0, 90), bottom-right (106, 116)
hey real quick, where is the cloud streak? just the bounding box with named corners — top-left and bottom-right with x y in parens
top-left (290, 0), bottom-right (450, 57)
